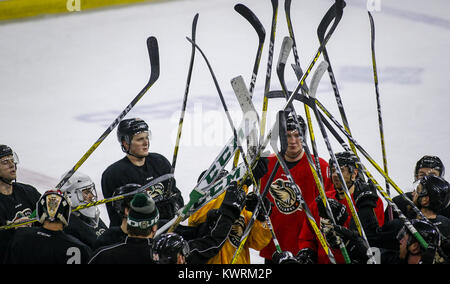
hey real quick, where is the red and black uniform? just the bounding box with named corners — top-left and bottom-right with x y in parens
top-left (259, 154), bottom-right (334, 261)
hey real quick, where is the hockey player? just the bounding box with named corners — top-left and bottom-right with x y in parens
top-left (381, 219), bottom-right (444, 264)
top-left (328, 151), bottom-right (385, 229)
top-left (3, 190), bottom-right (92, 264)
top-left (92, 183), bottom-right (139, 250)
top-left (411, 175), bottom-right (450, 237)
top-left (0, 145), bottom-right (41, 260)
top-left (153, 181), bottom-right (248, 264)
top-left (387, 155), bottom-right (446, 220)
top-left (188, 160), bottom-right (272, 264)
top-left (101, 118), bottom-right (184, 227)
top-left (61, 172), bottom-right (107, 249)
top-left (258, 115), bottom-right (334, 263)
top-left (88, 192), bottom-right (159, 264)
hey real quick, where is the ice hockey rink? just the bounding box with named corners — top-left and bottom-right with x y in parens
top-left (0, 0), bottom-right (449, 263)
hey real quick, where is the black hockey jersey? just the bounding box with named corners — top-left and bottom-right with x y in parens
top-left (64, 212), bottom-right (108, 250)
top-left (0, 182), bottom-right (41, 260)
top-left (101, 153), bottom-right (184, 226)
top-left (3, 227), bottom-right (92, 264)
top-left (88, 236), bottom-right (156, 264)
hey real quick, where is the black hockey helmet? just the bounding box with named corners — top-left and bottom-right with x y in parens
top-left (414, 155), bottom-right (445, 181)
top-left (36, 190), bottom-right (71, 227)
top-left (0, 145), bottom-right (13, 159)
top-left (415, 175), bottom-right (450, 213)
top-left (328, 151), bottom-right (361, 178)
top-left (397, 219), bottom-right (441, 251)
top-left (112, 183), bottom-right (142, 218)
top-left (117, 118), bottom-right (150, 153)
top-left (0, 144), bottom-right (19, 165)
top-left (152, 233), bottom-right (190, 264)
top-left (286, 114), bottom-right (307, 137)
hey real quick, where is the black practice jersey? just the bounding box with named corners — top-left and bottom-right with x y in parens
top-left (101, 153), bottom-right (184, 226)
top-left (64, 213), bottom-right (108, 250)
top-left (0, 182), bottom-right (41, 226)
top-left (92, 226), bottom-right (127, 251)
top-left (0, 182), bottom-right (41, 260)
top-left (88, 236), bottom-right (156, 264)
top-left (3, 227), bottom-right (92, 264)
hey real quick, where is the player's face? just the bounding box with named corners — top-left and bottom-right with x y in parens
top-left (0, 155), bottom-right (16, 182)
top-left (416, 167), bottom-right (440, 181)
top-left (129, 132), bottom-right (150, 158)
top-left (284, 130), bottom-right (303, 161)
top-left (331, 166), bottom-right (354, 191)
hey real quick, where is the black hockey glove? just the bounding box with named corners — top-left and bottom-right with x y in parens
top-left (149, 183), bottom-right (179, 220)
top-left (333, 224), bottom-right (371, 264)
top-left (353, 179), bottom-right (378, 209)
top-left (315, 196), bottom-right (348, 226)
top-left (219, 181), bottom-right (246, 220)
top-left (272, 251), bottom-right (299, 264)
top-left (244, 157), bottom-right (268, 187)
top-left (245, 192), bottom-right (272, 222)
top-left (295, 248), bottom-right (317, 264)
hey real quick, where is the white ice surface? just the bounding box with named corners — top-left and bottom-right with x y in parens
top-left (0, 0), bottom-right (449, 263)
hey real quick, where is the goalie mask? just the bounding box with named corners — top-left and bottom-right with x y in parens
top-left (61, 172), bottom-right (99, 223)
top-left (36, 190), bottom-right (71, 227)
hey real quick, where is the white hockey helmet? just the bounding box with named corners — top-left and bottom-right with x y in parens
top-left (61, 172), bottom-right (99, 220)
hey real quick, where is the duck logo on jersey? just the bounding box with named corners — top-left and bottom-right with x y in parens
top-left (269, 178), bottom-right (301, 214)
top-left (229, 215), bottom-right (246, 248)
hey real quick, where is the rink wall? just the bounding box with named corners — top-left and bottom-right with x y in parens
top-left (0, 0), bottom-right (170, 21)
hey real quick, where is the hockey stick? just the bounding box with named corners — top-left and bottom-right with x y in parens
top-left (230, 161), bottom-right (280, 263)
top-left (368, 11), bottom-right (392, 221)
top-left (276, 36), bottom-right (351, 263)
top-left (308, 61), bottom-right (376, 263)
top-left (166, 40), bottom-right (260, 233)
top-left (184, 38), bottom-right (259, 191)
top-left (291, 70), bottom-right (435, 244)
top-left (316, 109), bottom-right (430, 249)
top-left (0, 173), bottom-right (173, 231)
top-left (56, 36), bottom-right (160, 191)
top-left (168, 14), bottom-right (199, 194)
top-left (234, 3), bottom-right (266, 96)
top-left (270, 110), bottom-right (337, 264)
top-left (232, 3), bottom-right (266, 168)
top-left (259, 0), bottom-right (279, 145)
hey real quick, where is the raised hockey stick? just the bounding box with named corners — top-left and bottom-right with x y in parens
top-left (56, 36), bottom-right (160, 191)
top-left (232, 3), bottom-right (266, 168)
top-left (0, 173), bottom-right (173, 231)
top-left (308, 61), bottom-right (376, 263)
top-left (270, 110), bottom-right (337, 264)
top-left (259, 0), bottom-right (279, 145)
top-left (168, 14), bottom-right (199, 194)
top-left (368, 11), bottom-right (392, 221)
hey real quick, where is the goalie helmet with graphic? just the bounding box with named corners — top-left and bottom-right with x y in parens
top-left (36, 190), bottom-right (71, 227)
top-left (60, 172), bottom-right (99, 221)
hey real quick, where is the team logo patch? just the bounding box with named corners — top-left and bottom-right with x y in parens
top-left (269, 178), bottom-right (301, 214)
top-left (45, 194), bottom-right (63, 219)
top-left (229, 215), bottom-right (246, 248)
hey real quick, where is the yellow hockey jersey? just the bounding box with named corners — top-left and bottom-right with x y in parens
top-left (188, 185), bottom-right (272, 264)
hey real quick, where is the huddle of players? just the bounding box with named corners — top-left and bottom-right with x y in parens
top-left (1, 115), bottom-right (449, 264)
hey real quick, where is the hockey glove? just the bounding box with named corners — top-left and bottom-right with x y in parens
top-left (272, 251), bottom-right (299, 264)
top-left (219, 181), bottom-right (246, 220)
top-left (353, 179), bottom-right (379, 209)
top-left (295, 248), bottom-right (317, 264)
top-left (245, 192), bottom-right (272, 222)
